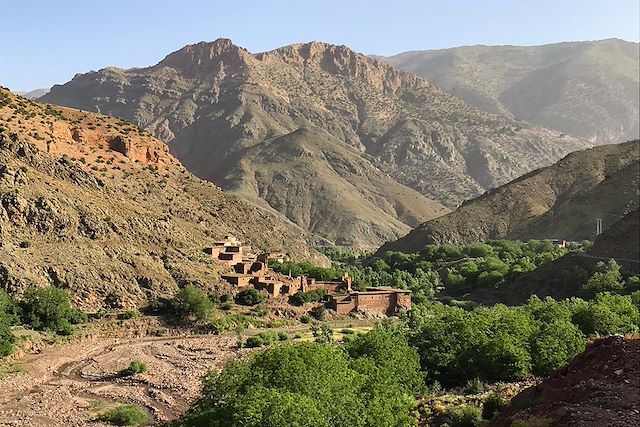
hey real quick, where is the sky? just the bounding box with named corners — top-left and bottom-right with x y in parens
top-left (0, 0), bottom-right (638, 90)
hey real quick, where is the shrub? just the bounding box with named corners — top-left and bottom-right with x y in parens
top-left (120, 310), bottom-right (138, 320)
top-left (245, 331), bottom-right (279, 348)
top-left (278, 331), bottom-right (289, 341)
top-left (235, 288), bottom-right (265, 306)
top-left (311, 323), bottom-right (333, 344)
top-left (172, 285), bottom-right (212, 320)
top-left (309, 305), bottom-right (326, 321)
top-left (19, 241), bottom-right (30, 248)
top-left (445, 404), bottom-right (483, 427)
top-left (98, 404), bottom-right (147, 426)
top-left (300, 314), bottom-right (312, 324)
top-left (20, 287), bottom-right (80, 334)
top-left (290, 289), bottom-right (326, 306)
top-left (463, 377), bottom-right (487, 395)
top-left (121, 360), bottom-right (148, 376)
top-left (482, 392), bottom-right (508, 419)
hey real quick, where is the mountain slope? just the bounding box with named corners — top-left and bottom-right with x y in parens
top-left (382, 39), bottom-right (640, 145)
top-left (0, 88), bottom-right (324, 309)
top-left (41, 39), bottom-right (588, 246)
top-left (378, 140), bottom-right (640, 253)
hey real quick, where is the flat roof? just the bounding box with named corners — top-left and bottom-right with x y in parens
top-left (222, 273), bottom-right (254, 278)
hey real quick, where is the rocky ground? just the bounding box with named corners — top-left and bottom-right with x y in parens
top-left (0, 316), bottom-right (373, 426)
top-left (489, 336), bottom-right (640, 426)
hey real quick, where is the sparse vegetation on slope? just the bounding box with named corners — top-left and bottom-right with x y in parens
top-left (379, 140), bottom-right (639, 253)
top-left (0, 88), bottom-right (324, 309)
top-left (41, 39), bottom-right (589, 246)
top-left (382, 39), bottom-right (639, 145)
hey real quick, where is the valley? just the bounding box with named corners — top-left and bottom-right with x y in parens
top-left (1, 4), bottom-right (639, 426)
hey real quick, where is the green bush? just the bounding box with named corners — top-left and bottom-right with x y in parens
top-left (290, 289), bottom-right (326, 306)
top-left (172, 285), bottom-right (212, 320)
top-left (445, 404), bottom-right (483, 427)
top-left (482, 391), bottom-right (508, 419)
top-left (179, 342), bottom-right (420, 427)
top-left (20, 287), bottom-right (83, 334)
top-left (121, 360), bottom-right (148, 376)
top-left (235, 288), bottom-right (265, 306)
top-left (120, 310), bottom-right (138, 320)
top-left (463, 377), bottom-right (486, 395)
top-left (245, 331), bottom-right (280, 348)
top-left (98, 404), bottom-right (147, 426)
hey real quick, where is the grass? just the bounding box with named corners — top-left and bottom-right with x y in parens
top-left (120, 360), bottom-right (148, 376)
top-left (0, 364), bottom-right (28, 380)
top-left (97, 404), bottom-right (148, 426)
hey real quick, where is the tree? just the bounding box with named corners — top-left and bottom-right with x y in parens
top-left (235, 288), bottom-right (265, 306)
top-left (172, 285), bottom-right (213, 320)
top-left (180, 342), bottom-right (419, 427)
top-left (20, 287), bottom-right (80, 333)
top-left (345, 325), bottom-right (424, 394)
top-left (530, 320), bottom-right (585, 376)
top-left (581, 260), bottom-right (624, 297)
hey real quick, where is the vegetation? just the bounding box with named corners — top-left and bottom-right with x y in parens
top-left (409, 294), bottom-right (638, 386)
top-left (171, 285), bottom-right (213, 321)
top-left (20, 287), bottom-right (87, 335)
top-left (121, 360), bottom-right (148, 376)
top-left (235, 288), bottom-right (265, 306)
top-left (179, 325), bottom-right (423, 427)
top-left (290, 289), bottom-right (326, 305)
top-left (272, 240), bottom-right (593, 301)
top-left (98, 404), bottom-right (148, 426)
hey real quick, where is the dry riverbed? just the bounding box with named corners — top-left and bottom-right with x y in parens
top-left (0, 317), bottom-right (374, 426)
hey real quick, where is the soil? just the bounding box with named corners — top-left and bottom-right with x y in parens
top-left (0, 333), bottom-right (244, 426)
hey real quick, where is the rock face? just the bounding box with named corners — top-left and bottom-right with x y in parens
top-left (590, 208), bottom-right (640, 261)
top-left (382, 39), bottom-right (640, 146)
top-left (378, 140), bottom-right (640, 253)
top-left (0, 89), bottom-right (324, 309)
top-left (41, 39), bottom-right (589, 247)
top-left (489, 336), bottom-right (640, 427)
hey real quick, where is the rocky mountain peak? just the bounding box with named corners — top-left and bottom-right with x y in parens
top-left (157, 38), bottom-right (251, 78)
top-left (257, 41), bottom-right (428, 94)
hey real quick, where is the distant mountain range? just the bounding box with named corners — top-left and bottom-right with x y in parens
top-left (41, 39), bottom-right (590, 246)
top-left (14, 88), bottom-right (49, 99)
top-left (380, 39), bottom-right (639, 145)
top-left (378, 140), bottom-right (640, 254)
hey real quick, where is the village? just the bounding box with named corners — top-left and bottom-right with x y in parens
top-left (206, 235), bottom-right (411, 316)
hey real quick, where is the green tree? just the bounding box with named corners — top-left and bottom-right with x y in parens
top-left (235, 288), bottom-right (265, 306)
top-left (20, 287), bottom-right (80, 333)
top-left (530, 320), bottom-right (585, 376)
top-left (172, 285), bottom-right (213, 320)
top-left (581, 260), bottom-right (624, 297)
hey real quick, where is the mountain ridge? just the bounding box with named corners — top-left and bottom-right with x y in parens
top-left (41, 38), bottom-right (590, 246)
top-left (377, 140), bottom-right (640, 254)
top-left (380, 39), bottom-right (639, 145)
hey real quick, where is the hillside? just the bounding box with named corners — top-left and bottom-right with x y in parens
top-left (382, 39), bottom-right (640, 145)
top-left (0, 88), bottom-right (324, 309)
top-left (379, 141), bottom-right (640, 254)
top-left (40, 39), bottom-right (588, 246)
top-left (490, 336), bottom-right (640, 427)
top-left (466, 208), bottom-right (639, 306)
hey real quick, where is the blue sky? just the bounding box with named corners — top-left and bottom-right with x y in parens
top-left (1, 0), bottom-right (638, 90)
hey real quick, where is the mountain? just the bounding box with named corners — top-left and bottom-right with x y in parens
top-left (378, 140), bottom-right (640, 254)
top-left (14, 88), bottom-right (50, 99)
top-left (381, 39), bottom-right (640, 145)
top-left (40, 39), bottom-right (588, 246)
top-left (0, 88), bottom-right (324, 309)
